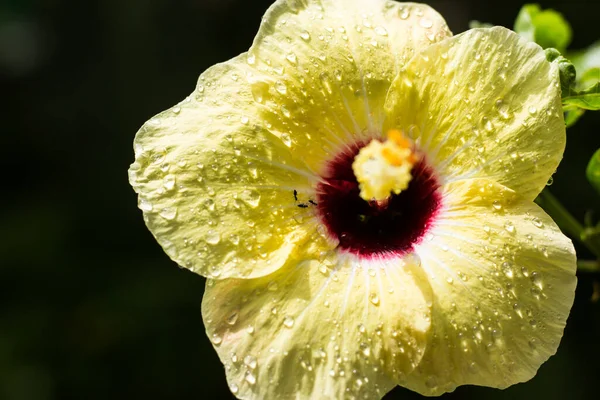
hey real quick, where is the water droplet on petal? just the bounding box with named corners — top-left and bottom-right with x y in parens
top-left (230, 383), bottom-right (239, 394)
top-left (286, 53), bottom-right (297, 64)
top-left (275, 81), bottom-right (287, 95)
top-left (502, 261), bottom-right (514, 278)
top-left (159, 207), bottom-right (177, 220)
top-left (163, 175), bottom-right (176, 190)
top-left (241, 189), bottom-right (261, 207)
top-left (245, 372), bottom-right (256, 385)
top-left (531, 271), bottom-right (543, 289)
top-left (532, 217), bottom-right (544, 228)
top-left (369, 293), bottom-right (380, 305)
top-left (210, 333), bottom-right (222, 345)
top-left (206, 230), bottom-right (221, 245)
top-left (226, 311), bottom-right (239, 325)
top-left (281, 133), bottom-right (292, 147)
top-left (492, 200), bottom-right (502, 210)
top-left (374, 26), bottom-right (388, 36)
top-left (504, 221), bottom-right (515, 233)
top-left (283, 316), bottom-right (295, 328)
top-left (419, 18), bottom-right (433, 28)
top-left (300, 31), bottom-right (311, 41)
top-left (244, 355), bottom-right (257, 369)
top-left (425, 376), bottom-right (437, 388)
top-left (139, 198), bottom-right (153, 212)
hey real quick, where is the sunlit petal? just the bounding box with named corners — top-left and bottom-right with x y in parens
top-left (402, 178), bottom-right (576, 395)
top-left (202, 252), bottom-right (432, 399)
top-left (386, 27), bottom-right (564, 200)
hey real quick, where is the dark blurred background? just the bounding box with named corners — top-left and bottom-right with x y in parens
top-left (1, 0), bottom-right (599, 399)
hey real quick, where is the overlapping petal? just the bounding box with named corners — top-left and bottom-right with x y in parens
top-left (401, 178), bottom-right (576, 395)
top-left (385, 27), bottom-right (565, 201)
top-left (202, 252), bottom-right (432, 399)
top-left (128, 0), bottom-right (451, 279)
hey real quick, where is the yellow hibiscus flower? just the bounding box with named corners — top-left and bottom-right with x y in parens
top-left (128, 0), bottom-right (577, 398)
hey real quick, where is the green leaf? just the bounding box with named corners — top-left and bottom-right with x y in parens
top-left (564, 106), bottom-right (586, 128)
top-left (568, 41), bottom-right (600, 89)
top-left (563, 82), bottom-right (600, 110)
top-left (469, 20), bottom-right (493, 29)
top-left (586, 148), bottom-right (600, 196)
top-left (514, 4), bottom-right (572, 53)
top-left (546, 48), bottom-right (576, 94)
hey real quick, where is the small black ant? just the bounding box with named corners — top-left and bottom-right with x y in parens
top-left (294, 189), bottom-right (316, 208)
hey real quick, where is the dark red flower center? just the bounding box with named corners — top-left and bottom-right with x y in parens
top-left (316, 140), bottom-right (441, 259)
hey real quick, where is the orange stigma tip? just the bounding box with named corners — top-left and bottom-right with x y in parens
top-left (387, 129), bottom-right (411, 149)
top-left (382, 148), bottom-right (404, 166)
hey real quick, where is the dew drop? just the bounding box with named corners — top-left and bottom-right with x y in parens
top-left (229, 234), bottom-right (240, 245)
top-left (492, 200), bottom-right (502, 210)
top-left (211, 333), bottom-right (223, 345)
top-left (531, 271), bottom-right (543, 289)
top-left (226, 311), bottom-right (239, 325)
top-left (300, 31), bottom-right (311, 41)
top-left (546, 176), bottom-right (554, 186)
top-left (374, 26), bottom-right (388, 36)
top-left (280, 133), bottom-right (292, 147)
top-left (247, 54), bottom-right (256, 65)
top-left (244, 355), bottom-right (257, 369)
top-left (245, 372), bottom-right (256, 385)
top-left (230, 383), bottom-right (239, 394)
top-left (504, 221), bottom-right (515, 233)
top-left (419, 18), bottom-right (433, 28)
top-left (425, 376), bottom-right (437, 389)
top-left (501, 261), bottom-right (514, 278)
top-left (532, 217), bottom-right (544, 228)
top-left (275, 81), bottom-right (287, 95)
top-left (163, 174), bottom-right (176, 190)
top-left (139, 198), bottom-right (153, 212)
top-left (369, 293), bottom-right (380, 305)
top-left (205, 230), bottom-right (221, 245)
top-left (286, 53), bottom-right (297, 64)
top-left (361, 343), bottom-right (371, 357)
top-left (241, 189), bottom-right (261, 207)
top-left (283, 316), bottom-right (295, 328)
top-left (159, 207), bottom-right (177, 220)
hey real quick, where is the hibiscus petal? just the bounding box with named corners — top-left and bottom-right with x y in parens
top-left (128, 0), bottom-right (451, 279)
top-left (402, 178), bottom-right (576, 395)
top-left (385, 27), bottom-right (565, 200)
top-left (202, 252), bottom-right (432, 399)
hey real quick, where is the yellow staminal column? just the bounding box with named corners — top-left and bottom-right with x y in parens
top-left (352, 129), bottom-right (417, 202)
